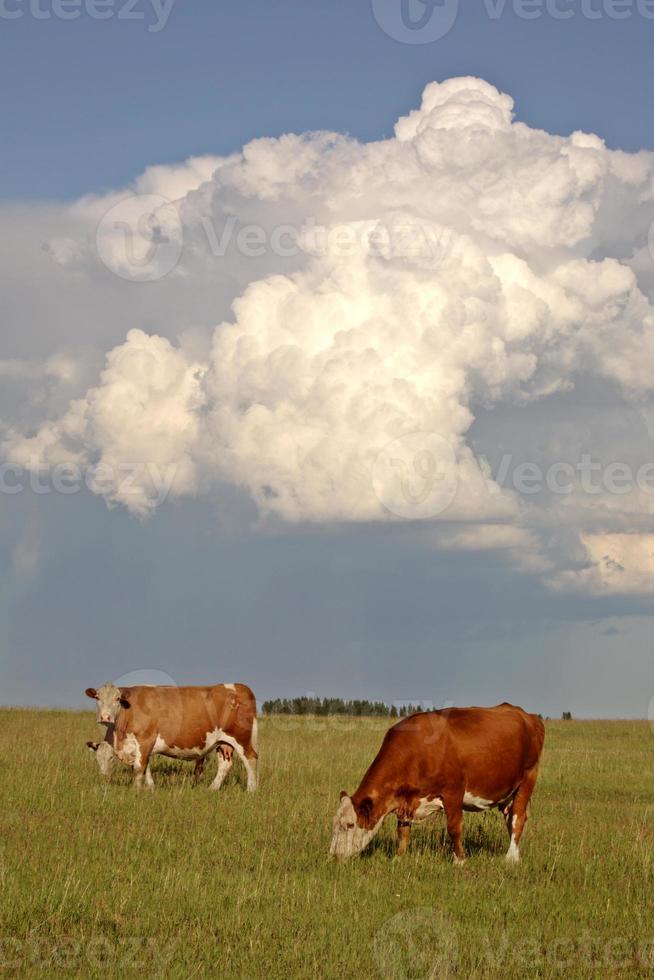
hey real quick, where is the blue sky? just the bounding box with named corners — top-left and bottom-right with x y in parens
top-left (1, 0), bottom-right (654, 716)
top-left (2, 0), bottom-right (654, 200)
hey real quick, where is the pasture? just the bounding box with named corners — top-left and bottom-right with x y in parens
top-left (1, 711), bottom-right (653, 978)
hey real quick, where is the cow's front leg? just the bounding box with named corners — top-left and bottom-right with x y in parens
top-left (505, 764), bottom-right (539, 864)
top-left (133, 739), bottom-right (154, 790)
top-left (193, 757), bottom-right (206, 782)
top-left (442, 794), bottom-right (465, 864)
top-left (396, 820), bottom-right (412, 856)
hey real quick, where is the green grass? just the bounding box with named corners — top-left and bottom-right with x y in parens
top-left (1, 711), bottom-right (653, 978)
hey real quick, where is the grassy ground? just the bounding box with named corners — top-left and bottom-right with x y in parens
top-left (1, 711), bottom-right (653, 978)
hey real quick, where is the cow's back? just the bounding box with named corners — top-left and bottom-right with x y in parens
top-left (355, 704), bottom-right (543, 806)
top-left (439, 705), bottom-right (543, 775)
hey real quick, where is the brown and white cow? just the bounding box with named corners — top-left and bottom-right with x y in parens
top-left (85, 682), bottom-right (257, 790)
top-left (330, 703), bottom-right (544, 864)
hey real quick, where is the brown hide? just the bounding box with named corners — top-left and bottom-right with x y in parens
top-left (352, 704), bottom-right (544, 826)
top-left (114, 683), bottom-right (257, 758)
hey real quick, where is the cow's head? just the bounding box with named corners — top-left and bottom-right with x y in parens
top-left (86, 739), bottom-right (115, 776)
top-left (85, 683), bottom-right (131, 725)
top-left (329, 791), bottom-right (380, 860)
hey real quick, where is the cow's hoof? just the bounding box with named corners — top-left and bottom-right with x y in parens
top-left (453, 855), bottom-right (466, 866)
top-left (505, 851), bottom-right (520, 865)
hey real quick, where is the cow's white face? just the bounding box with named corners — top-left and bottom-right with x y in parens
top-left (87, 740), bottom-right (115, 775)
top-left (329, 793), bottom-right (378, 860)
top-left (85, 683), bottom-right (124, 725)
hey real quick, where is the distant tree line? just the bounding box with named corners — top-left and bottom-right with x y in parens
top-left (261, 697), bottom-right (423, 718)
top-left (261, 699), bottom-right (569, 720)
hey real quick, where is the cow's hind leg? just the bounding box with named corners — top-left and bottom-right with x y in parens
top-left (241, 748), bottom-right (258, 792)
top-left (210, 745), bottom-right (234, 791)
top-left (505, 764), bottom-right (539, 864)
top-left (233, 738), bottom-right (258, 792)
top-left (442, 793), bottom-right (465, 864)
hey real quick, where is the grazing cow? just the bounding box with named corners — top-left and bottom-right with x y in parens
top-left (86, 735), bottom-right (233, 780)
top-left (85, 683), bottom-right (257, 790)
top-left (330, 703), bottom-right (544, 864)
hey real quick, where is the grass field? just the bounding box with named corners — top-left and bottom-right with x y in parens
top-left (1, 711), bottom-right (653, 978)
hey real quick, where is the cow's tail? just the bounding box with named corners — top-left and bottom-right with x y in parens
top-left (251, 715), bottom-right (259, 756)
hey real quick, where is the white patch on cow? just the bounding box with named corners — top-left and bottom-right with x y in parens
top-left (152, 734), bottom-right (169, 754)
top-left (152, 737), bottom-right (203, 759)
top-left (150, 728), bottom-right (240, 762)
top-left (223, 683), bottom-right (236, 691)
top-left (116, 733), bottom-right (145, 787)
top-left (205, 728), bottom-right (239, 755)
top-left (210, 752), bottom-right (233, 791)
top-left (512, 814), bottom-right (518, 830)
top-left (414, 796), bottom-right (444, 820)
top-left (116, 732), bottom-right (141, 767)
top-left (506, 835), bottom-right (520, 864)
top-left (463, 792), bottom-right (494, 811)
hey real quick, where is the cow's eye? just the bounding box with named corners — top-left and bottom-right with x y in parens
top-left (346, 822), bottom-right (355, 830)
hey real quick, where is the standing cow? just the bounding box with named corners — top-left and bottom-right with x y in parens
top-left (330, 703), bottom-right (544, 864)
top-left (85, 682), bottom-right (258, 791)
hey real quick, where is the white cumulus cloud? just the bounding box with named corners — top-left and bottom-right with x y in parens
top-left (4, 76), bottom-right (654, 593)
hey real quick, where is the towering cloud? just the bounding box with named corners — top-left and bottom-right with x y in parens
top-left (4, 77), bottom-right (654, 593)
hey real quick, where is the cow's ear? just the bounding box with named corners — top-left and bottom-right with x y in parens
top-left (85, 688), bottom-right (98, 699)
top-left (357, 796), bottom-right (374, 825)
top-left (339, 790), bottom-right (349, 800)
top-left (86, 741), bottom-right (98, 752)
